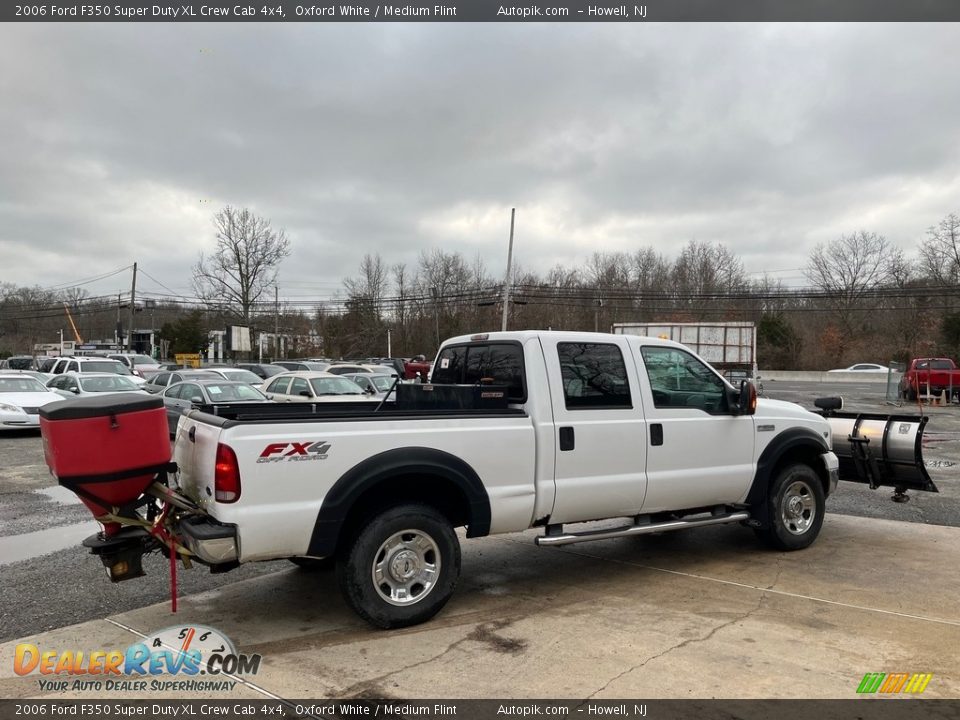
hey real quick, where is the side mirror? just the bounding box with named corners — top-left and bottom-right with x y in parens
top-left (814, 396), bottom-right (843, 416)
top-left (70, 388), bottom-right (80, 394)
top-left (729, 380), bottom-right (756, 415)
top-left (737, 380), bottom-right (757, 416)
top-left (190, 396), bottom-right (204, 403)
top-left (299, 390), bottom-right (312, 397)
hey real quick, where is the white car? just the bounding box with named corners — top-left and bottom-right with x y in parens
top-left (0, 374), bottom-right (64, 430)
top-left (327, 363), bottom-right (399, 378)
top-left (827, 363), bottom-right (891, 373)
top-left (262, 371), bottom-right (371, 403)
top-left (49, 356), bottom-right (148, 385)
top-left (46, 372), bottom-right (149, 398)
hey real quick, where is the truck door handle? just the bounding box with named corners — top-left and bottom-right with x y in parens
top-left (559, 426), bottom-right (575, 451)
top-left (188, 426), bottom-right (196, 443)
top-left (650, 423), bottom-right (663, 446)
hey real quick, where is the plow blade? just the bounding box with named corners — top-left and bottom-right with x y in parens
top-left (825, 412), bottom-right (937, 493)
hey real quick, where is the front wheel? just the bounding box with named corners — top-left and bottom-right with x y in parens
top-left (337, 504), bottom-right (461, 629)
top-left (756, 463), bottom-right (825, 551)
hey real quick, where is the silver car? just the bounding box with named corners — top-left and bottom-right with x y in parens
top-left (46, 372), bottom-right (148, 398)
top-left (263, 372), bottom-right (371, 403)
top-left (161, 379), bottom-right (271, 436)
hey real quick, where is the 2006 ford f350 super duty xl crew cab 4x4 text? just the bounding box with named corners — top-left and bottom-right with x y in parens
top-left (40, 331), bottom-right (937, 628)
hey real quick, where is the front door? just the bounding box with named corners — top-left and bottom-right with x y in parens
top-left (628, 340), bottom-right (755, 513)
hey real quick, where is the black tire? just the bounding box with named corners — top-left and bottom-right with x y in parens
top-left (337, 503), bottom-right (460, 629)
top-left (756, 463), bottom-right (825, 551)
top-left (289, 556), bottom-right (335, 571)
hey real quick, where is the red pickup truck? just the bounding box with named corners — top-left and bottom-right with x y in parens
top-left (403, 355), bottom-right (433, 380)
top-left (900, 357), bottom-right (960, 401)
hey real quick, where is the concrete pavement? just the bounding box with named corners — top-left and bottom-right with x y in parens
top-left (2, 513), bottom-right (958, 700)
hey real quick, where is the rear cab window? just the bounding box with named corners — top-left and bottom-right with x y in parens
top-left (558, 342), bottom-right (632, 410)
top-left (432, 341), bottom-right (526, 402)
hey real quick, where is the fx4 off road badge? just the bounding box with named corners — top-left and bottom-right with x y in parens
top-left (257, 441), bottom-right (331, 463)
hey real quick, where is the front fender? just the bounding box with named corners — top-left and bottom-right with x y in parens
top-left (745, 427), bottom-right (831, 529)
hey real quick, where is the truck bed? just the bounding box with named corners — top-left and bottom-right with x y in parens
top-left (193, 401), bottom-right (528, 426)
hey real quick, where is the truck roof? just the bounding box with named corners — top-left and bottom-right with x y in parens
top-left (441, 329), bottom-right (684, 350)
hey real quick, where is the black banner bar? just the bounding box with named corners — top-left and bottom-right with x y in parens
top-left (3, 0), bottom-right (960, 22)
top-left (0, 699), bottom-right (951, 720)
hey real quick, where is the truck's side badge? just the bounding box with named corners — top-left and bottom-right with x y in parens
top-left (257, 441), bottom-right (331, 463)
top-left (757, 425), bottom-right (775, 432)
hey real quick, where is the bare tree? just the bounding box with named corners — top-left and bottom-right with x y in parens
top-left (392, 262), bottom-right (410, 354)
top-left (670, 241), bottom-right (747, 317)
top-left (804, 230), bottom-right (904, 336)
top-left (192, 206), bottom-right (290, 325)
top-left (918, 212), bottom-right (960, 285)
top-left (344, 253), bottom-right (388, 312)
top-left (341, 253), bottom-right (390, 355)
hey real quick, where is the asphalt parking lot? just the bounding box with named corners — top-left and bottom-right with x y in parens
top-left (0, 379), bottom-right (957, 701)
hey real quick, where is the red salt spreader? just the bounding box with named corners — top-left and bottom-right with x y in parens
top-left (39, 393), bottom-right (183, 584)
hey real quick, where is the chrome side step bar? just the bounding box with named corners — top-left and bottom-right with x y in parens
top-left (535, 510), bottom-right (751, 547)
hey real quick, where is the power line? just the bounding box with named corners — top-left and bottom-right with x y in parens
top-left (38, 265), bottom-right (134, 292)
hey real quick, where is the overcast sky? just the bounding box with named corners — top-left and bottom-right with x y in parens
top-left (2, 22), bottom-right (959, 303)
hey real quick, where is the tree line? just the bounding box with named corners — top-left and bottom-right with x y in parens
top-left (2, 207), bottom-right (959, 370)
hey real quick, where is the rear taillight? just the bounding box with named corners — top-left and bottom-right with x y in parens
top-left (214, 443), bottom-right (241, 503)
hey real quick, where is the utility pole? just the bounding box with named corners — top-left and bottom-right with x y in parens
top-left (501, 208), bottom-right (516, 332)
top-left (387, 328), bottom-right (392, 357)
top-left (126, 262), bottom-right (138, 351)
top-left (274, 285), bottom-right (280, 360)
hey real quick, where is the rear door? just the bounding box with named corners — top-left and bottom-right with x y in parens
top-left (539, 337), bottom-right (648, 523)
top-left (628, 340), bottom-right (755, 512)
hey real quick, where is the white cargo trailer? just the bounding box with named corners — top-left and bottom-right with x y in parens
top-left (611, 321), bottom-right (757, 381)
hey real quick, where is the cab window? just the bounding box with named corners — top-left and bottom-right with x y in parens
top-left (641, 346), bottom-right (728, 413)
top-left (432, 342), bottom-right (526, 402)
top-left (558, 343), bottom-right (632, 409)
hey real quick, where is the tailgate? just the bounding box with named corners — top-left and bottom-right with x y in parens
top-left (173, 414), bottom-right (223, 508)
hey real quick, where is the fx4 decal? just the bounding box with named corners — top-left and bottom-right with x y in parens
top-left (257, 441), bottom-right (331, 463)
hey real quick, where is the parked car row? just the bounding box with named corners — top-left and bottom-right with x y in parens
top-left (0, 366), bottom-right (400, 437)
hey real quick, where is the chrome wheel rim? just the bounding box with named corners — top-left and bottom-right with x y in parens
top-left (781, 480), bottom-right (816, 535)
top-left (372, 529), bottom-right (441, 606)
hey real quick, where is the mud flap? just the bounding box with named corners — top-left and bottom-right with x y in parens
top-left (824, 412), bottom-right (938, 493)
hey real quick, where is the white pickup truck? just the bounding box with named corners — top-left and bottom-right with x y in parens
top-left (65, 331), bottom-right (938, 629)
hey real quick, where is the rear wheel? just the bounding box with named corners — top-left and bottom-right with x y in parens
top-left (337, 503), bottom-right (460, 629)
top-left (757, 463), bottom-right (825, 551)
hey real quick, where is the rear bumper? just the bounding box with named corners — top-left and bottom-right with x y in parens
top-left (178, 515), bottom-right (238, 564)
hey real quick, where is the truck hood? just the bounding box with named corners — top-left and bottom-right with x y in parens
top-left (754, 397), bottom-right (821, 422)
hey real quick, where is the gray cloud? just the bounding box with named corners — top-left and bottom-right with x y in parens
top-left (1, 23), bottom-right (959, 301)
